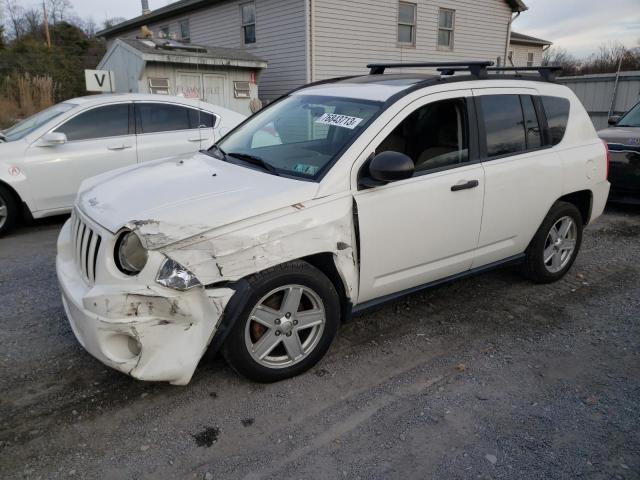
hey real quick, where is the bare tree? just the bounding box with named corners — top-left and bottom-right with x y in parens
top-left (23, 7), bottom-right (42, 36)
top-left (542, 47), bottom-right (580, 75)
top-left (47, 0), bottom-right (71, 25)
top-left (3, 0), bottom-right (26, 39)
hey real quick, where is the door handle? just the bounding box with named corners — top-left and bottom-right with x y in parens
top-left (107, 144), bottom-right (132, 151)
top-left (188, 137), bottom-right (201, 142)
top-left (451, 179), bottom-right (479, 192)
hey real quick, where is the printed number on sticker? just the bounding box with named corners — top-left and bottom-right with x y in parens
top-left (315, 113), bottom-right (363, 130)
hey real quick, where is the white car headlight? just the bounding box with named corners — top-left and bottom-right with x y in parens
top-left (156, 258), bottom-right (202, 291)
top-left (115, 230), bottom-right (148, 275)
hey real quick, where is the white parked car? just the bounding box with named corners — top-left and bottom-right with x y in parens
top-left (0, 94), bottom-right (245, 235)
top-left (56, 63), bottom-right (610, 385)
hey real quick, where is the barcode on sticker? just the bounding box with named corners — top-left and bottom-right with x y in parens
top-left (315, 113), bottom-right (363, 130)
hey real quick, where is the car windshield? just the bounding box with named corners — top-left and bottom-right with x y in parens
top-left (214, 94), bottom-right (382, 179)
top-left (1, 103), bottom-right (76, 142)
top-left (617, 102), bottom-right (640, 127)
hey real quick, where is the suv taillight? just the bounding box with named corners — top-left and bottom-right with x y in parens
top-left (601, 139), bottom-right (610, 180)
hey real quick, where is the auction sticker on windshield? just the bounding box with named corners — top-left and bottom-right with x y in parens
top-left (315, 113), bottom-right (363, 130)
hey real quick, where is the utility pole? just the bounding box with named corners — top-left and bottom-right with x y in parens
top-left (43, 1), bottom-right (52, 48)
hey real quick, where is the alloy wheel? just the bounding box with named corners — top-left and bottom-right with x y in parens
top-left (0, 195), bottom-right (7, 229)
top-left (543, 216), bottom-right (577, 273)
top-left (244, 284), bottom-right (326, 369)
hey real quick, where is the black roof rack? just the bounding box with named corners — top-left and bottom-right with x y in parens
top-left (437, 65), bottom-right (563, 82)
top-left (367, 61), bottom-right (494, 78)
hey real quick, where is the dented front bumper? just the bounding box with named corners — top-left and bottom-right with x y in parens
top-left (56, 219), bottom-right (234, 385)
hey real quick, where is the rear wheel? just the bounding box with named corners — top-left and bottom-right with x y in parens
top-left (0, 185), bottom-right (19, 237)
top-left (523, 201), bottom-right (583, 283)
top-left (222, 261), bottom-right (340, 382)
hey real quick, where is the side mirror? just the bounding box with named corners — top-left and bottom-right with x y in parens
top-left (608, 115), bottom-right (621, 126)
top-left (369, 151), bottom-right (414, 182)
top-left (39, 132), bottom-right (67, 146)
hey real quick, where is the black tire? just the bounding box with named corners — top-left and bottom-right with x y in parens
top-left (222, 260), bottom-right (340, 382)
top-left (522, 201), bottom-right (583, 283)
top-left (0, 184), bottom-right (19, 237)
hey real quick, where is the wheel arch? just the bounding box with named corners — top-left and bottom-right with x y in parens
top-left (0, 179), bottom-right (31, 222)
top-left (557, 190), bottom-right (593, 225)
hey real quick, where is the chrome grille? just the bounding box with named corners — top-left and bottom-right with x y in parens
top-left (70, 210), bottom-right (102, 284)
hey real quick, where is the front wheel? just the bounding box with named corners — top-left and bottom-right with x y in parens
top-left (522, 201), bottom-right (583, 283)
top-left (222, 261), bottom-right (340, 382)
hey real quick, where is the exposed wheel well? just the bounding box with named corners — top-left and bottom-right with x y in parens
top-left (558, 190), bottom-right (592, 225)
top-left (301, 252), bottom-right (353, 322)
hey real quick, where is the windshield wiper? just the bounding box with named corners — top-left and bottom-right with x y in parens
top-left (0, 132), bottom-right (6, 142)
top-left (227, 152), bottom-right (280, 176)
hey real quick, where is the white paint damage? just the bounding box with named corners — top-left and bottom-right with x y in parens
top-left (59, 155), bottom-right (358, 385)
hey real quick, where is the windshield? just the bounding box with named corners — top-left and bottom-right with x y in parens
top-left (215, 94), bottom-right (382, 179)
top-left (617, 102), bottom-right (640, 127)
top-left (1, 103), bottom-right (76, 142)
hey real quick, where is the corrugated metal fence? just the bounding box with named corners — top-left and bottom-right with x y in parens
top-left (557, 71), bottom-right (640, 131)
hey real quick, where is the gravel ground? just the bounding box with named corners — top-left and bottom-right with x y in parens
top-left (0, 206), bottom-right (639, 480)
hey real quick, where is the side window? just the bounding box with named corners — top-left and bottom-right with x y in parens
top-left (241, 2), bottom-right (256, 45)
top-left (521, 95), bottom-right (542, 149)
top-left (541, 96), bottom-right (570, 146)
top-left (479, 94), bottom-right (526, 157)
top-left (188, 109), bottom-right (216, 128)
top-left (54, 104), bottom-right (129, 142)
top-left (137, 103), bottom-right (192, 133)
top-left (376, 98), bottom-right (469, 174)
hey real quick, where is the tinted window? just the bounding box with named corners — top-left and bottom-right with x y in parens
top-left (376, 98), bottom-right (469, 174)
top-left (541, 96), bottom-right (570, 145)
top-left (188, 109), bottom-right (216, 128)
top-left (521, 95), bottom-right (542, 149)
top-left (480, 95), bottom-right (526, 157)
top-left (55, 104), bottom-right (129, 141)
top-left (138, 103), bottom-right (192, 133)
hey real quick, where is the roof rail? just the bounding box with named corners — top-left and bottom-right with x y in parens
top-left (367, 61), bottom-right (494, 78)
top-left (438, 65), bottom-right (563, 82)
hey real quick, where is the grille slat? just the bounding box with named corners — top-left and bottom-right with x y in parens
top-left (70, 210), bottom-right (102, 284)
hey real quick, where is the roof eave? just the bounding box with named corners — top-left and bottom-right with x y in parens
top-left (508, 0), bottom-right (528, 12)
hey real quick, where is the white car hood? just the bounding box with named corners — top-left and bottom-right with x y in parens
top-left (77, 152), bottom-right (320, 247)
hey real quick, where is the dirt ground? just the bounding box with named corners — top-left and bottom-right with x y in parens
top-left (1, 206), bottom-right (639, 480)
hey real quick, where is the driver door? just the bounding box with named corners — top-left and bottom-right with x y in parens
top-left (354, 90), bottom-right (485, 303)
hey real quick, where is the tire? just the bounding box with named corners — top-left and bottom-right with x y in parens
top-left (0, 184), bottom-right (19, 237)
top-left (522, 201), bottom-right (583, 283)
top-left (222, 260), bottom-right (340, 382)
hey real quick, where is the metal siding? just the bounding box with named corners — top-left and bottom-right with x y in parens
top-left (108, 0), bottom-right (306, 102)
top-left (313, 0), bottom-right (513, 79)
top-left (558, 72), bottom-right (640, 130)
top-left (98, 43), bottom-right (146, 93)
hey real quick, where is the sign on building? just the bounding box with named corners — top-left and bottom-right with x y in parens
top-left (85, 70), bottom-right (115, 93)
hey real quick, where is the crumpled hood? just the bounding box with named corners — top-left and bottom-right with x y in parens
top-left (77, 152), bottom-right (319, 248)
top-left (598, 126), bottom-right (640, 146)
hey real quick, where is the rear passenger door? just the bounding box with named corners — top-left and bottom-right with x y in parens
top-left (471, 88), bottom-right (563, 268)
top-left (134, 102), bottom-right (206, 163)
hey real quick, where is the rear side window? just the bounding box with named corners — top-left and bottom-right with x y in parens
top-left (137, 103), bottom-right (192, 133)
top-left (55, 104), bottom-right (129, 141)
top-left (188, 109), bottom-right (216, 128)
top-left (480, 94), bottom-right (526, 157)
top-left (541, 96), bottom-right (570, 145)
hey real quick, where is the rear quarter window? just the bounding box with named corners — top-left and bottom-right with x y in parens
top-left (541, 96), bottom-right (570, 146)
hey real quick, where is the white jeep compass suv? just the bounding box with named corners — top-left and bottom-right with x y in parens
top-left (56, 62), bottom-right (610, 385)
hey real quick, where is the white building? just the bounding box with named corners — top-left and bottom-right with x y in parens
top-left (98, 0), bottom-right (530, 102)
top-left (508, 31), bottom-right (552, 68)
top-left (97, 37), bottom-right (267, 116)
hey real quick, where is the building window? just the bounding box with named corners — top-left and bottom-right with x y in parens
top-left (159, 26), bottom-right (170, 38)
top-left (148, 77), bottom-right (170, 95)
top-left (179, 19), bottom-right (190, 43)
top-left (241, 2), bottom-right (256, 45)
top-left (234, 81), bottom-right (251, 98)
top-left (437, 8), bottom-right (455, 50)
top-left (397, 2), bottom-right (416, 45)
top-left (527, 52), bottom-right (534, 67)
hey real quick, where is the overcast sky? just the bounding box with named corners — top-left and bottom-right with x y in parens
top-left (31, 0), bottom-right (640, 59)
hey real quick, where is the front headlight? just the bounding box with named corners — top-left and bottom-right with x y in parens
top-left (156, 258), bottom-right (202, 291)
top-left (115, 230), bottom-right (148, 275)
